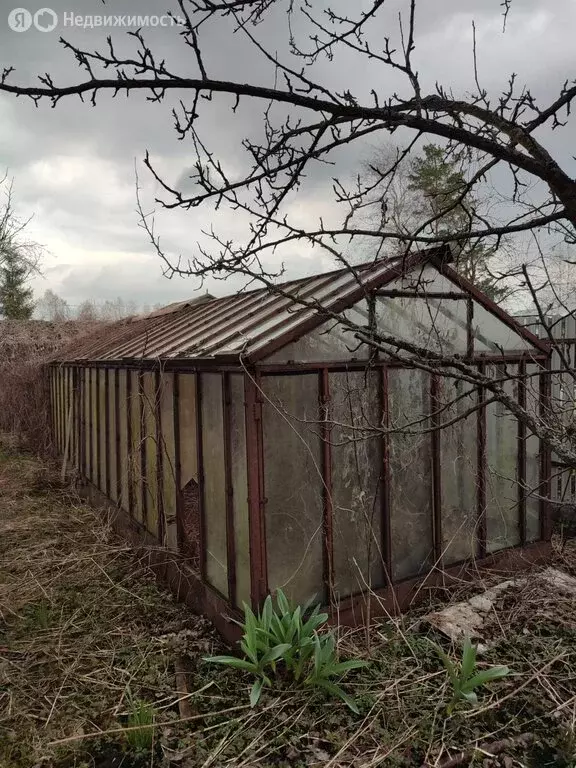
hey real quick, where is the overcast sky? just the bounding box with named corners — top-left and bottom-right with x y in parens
top-left (0, 0), bottom-right (574, 311)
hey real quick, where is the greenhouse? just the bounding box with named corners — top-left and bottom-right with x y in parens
top-left (49, 245), bottom-right (551, 640)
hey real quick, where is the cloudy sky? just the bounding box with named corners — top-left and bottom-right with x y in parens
top-left (0, 0), bottom-right (573, 313)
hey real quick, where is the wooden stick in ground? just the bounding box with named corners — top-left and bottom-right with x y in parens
top-left (174, 656), bottom-right (195, 719)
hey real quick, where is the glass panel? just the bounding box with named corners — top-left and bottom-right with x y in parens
top-left (264, 307), bottom-right (372, 363)
top-left (200, 373), bottom-right (228, 597)
top-left (108, 371), bottom-right (118, 502)
top-left (179, 374), bottom-right (198, 486)
top-left (129, 371), bottom-right (143, 523)
top-left (143, 372), bottom-right (159, 538)
top-left (525, 364), bottom-right (542, 542)
top-left (98, 369), bottom-right (107, 494)
top-left (160, 373), bottom-right (178, 551)
top-left (439, 376), bottom-right (478, 563)
top-left (486, 364), bottom-right (521, 552)
top-left (118, 370), bottom-right (129, 514)
top-left (230, 375), bottom-right (250, 607)
top-left (376, 295), bottom-right (468, 357)
top-left (262, 374), bottom-right (324, 605)
top-left (330, 370), bottom-right (383, 598)
top-left (178, 374), bottom-right (200, 563)
top-left (388, 368), bottom-right (434, 580)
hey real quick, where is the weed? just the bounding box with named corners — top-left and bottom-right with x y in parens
top-left (204, 589), bottom-right (368, 712)
top-left (124, 697), bottom-right (155, 752)
top-left (433, 636), bottom-right (510, 714)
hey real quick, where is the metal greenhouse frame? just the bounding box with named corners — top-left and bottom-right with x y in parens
top-left (48, 246), bottom-right (552, 641)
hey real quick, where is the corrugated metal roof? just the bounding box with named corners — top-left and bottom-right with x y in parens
top-left (54, 247), bottom-right (547, 364)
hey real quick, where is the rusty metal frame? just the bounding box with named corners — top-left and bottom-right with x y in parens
top-left (79, 367), bottom-right (86, 479)
top-left (430, 374), bottom-right (443, 565)
top-left (476, 362), bottom-right (487, 559)
top-left (222, 373), bottom-right (237, 606)
top-left (155, 370), bottom-right (166, 545)
top-left (334, 539), bottom-right (551, 627)
top-left (518, 361), bottom-right (527, 545)
top-left (73, 367), bottom-right (79, 470)
top-left (126, 369), bottom-right (134, 518)
top-left (172, 372), bottom-right (185, 552)
top-left (379, 365), bottom-right (392, 585)
top-left (431, 257), bottom-right (549, 355)
top-left (88, 368), bottom-right (94, 485)
top-left (104, 368), bottom-right (111, 500)
top-left (95, 368), bottom-right (102, 491)
top-left (114, 369), bottom-right (122, 504)
top-left (55, 366), bottom-right (60, 453)
top-left (195, 372), bottom-right (207, 579)
top-left (374, 290), bottom-right (469, 300)
top-left (244, 372), bottom-right (268, 607)
top-left (540, 358), bottom-right (553, 540)
top-left (319, 368), bottom-right (334, 604)
top-left (138, 371), bottom-right (148, 528)
top-left (466, 299), bottom-right (474, 360)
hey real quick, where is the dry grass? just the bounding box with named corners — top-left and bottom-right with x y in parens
top-left (1, 445), bottom-right (576, 767)
top-left (0, 320), bottom-right (101, 452)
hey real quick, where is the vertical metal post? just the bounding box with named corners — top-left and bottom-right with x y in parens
top-left (95, 368), bottom-right (102, 491)
top-left (173, 372), bottom-right (184, 550)
top-left (466, 299), bottom-right (474, 360)
top-left (222, 373), bottom-right (237, 606)
top-left (104, 368), bottom-right (111, 500)
top-left (155, 370), bottom-right (166, 545)
top-left (79, 367), bottom-right (86, 479)
top-left (244, 373), bottom-right (268, 607)
top-left (49, 366), bottom-right (55, 451)
top-left (126, 370), bottom-right (134, 518)
top-left (319, 368), bottom-right (334, 604)
top-left (88, 368), bottom-right (94, 483)
top-left (138, 371), bottom-right (148, 527)
top-left (540, 358), bottom-right (552, 540)
top-left (195, 373), bottom-right (206, 579)
top-left (380, 365), bottom-right (392, 583)
top-left (518, 361), bottom-right (527, 545)
top-left (430, 373), bottom-right (442, 564)
top-left (115, 369), bottom-right (122, 504)
top-left (477, 362), bottom-right (487, 558)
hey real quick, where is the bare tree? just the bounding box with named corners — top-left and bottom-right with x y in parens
top-left (36, 289), bottom-right (71, 322)
top-left (76, 299), bottom-right (99, 322)
top-left (3, 0), bottom-right (576, 479)
top-left (0, 175), bottom-right (42, 301)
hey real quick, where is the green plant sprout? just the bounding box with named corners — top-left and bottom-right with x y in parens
top-left (434, 636), bottom-right (510, 714)
top-left (204, 589), bottom-right (368, 712)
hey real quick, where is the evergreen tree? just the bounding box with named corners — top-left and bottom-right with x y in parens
top-left (406, 144), bottom-right (505, 301)
top-left (0, 246), bottom-right (35, 319)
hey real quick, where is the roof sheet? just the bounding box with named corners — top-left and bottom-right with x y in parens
top-left (54, 247), bottom-right (546, 364)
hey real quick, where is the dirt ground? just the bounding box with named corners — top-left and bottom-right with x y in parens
top-left (1, 445), bottom-right (576, 767)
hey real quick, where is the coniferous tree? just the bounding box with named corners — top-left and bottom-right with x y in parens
top-left (0, 246), bottom-right (35, 319)
top-left (406, 145), bottom-right (505, 301)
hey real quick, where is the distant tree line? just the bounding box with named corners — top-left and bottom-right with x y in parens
top-left (34, 291), bottom-right (162, 322)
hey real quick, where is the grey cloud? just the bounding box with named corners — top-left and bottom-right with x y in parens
top-left (0, 0), bottom-right (574, 308)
